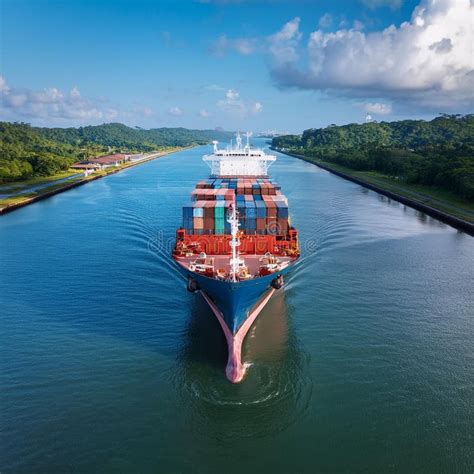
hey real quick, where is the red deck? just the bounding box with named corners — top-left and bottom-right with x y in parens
top-left (173, 229), bottom-right (299, 257)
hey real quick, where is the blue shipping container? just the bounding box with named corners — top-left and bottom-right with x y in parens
top-left (193, 206), bottom-right (204, 218)
top-left (183, 204), bottom-right (194, 219)
top-left (245, 218), bottom-right (256, 231)
top-left (255, 200), bottom-right (266, 218)
top-left (276, 202), bottom-right (289, 218)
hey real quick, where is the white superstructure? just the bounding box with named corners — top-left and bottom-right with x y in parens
top-left (203, 132), bottom-right (276, 177)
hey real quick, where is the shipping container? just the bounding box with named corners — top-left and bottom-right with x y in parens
top-left (214, 218), bottom-right (225, 234)
top-left (203, 201), bottom-right (215, 219)
top-left (276, 201), bottom-right (289, 218)
top-left (194, 217), bottom-right (204, 229)
top-left (204, 217), bottom-right (214, 230)
top-left (183, 217), bottom-right (193, 233)
top-left (193, 200), bottom-right (205, 218)
top-left (266, 218), bottom-right (279, 235)
top-left (265, 200), bottom-right (277, 218)
top-left (278, 218), bottom-right (289, 234)
top-left (255, 200), bottom-right (266, 218)
top-left (246, 218), bottom-right (256, 231)
top-left (182, 203), bottom-right (194, 219)
top-left (256, 218), bottom-right (266, 231)
top-left (215, 201), bottom-right (225, 219)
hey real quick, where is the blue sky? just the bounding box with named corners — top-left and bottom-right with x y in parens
top-left (0, 0), bottom-right (472, 132)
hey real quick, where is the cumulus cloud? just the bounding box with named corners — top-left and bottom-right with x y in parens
top-left (267, 17), bottom-right (302, 67)
top-left (133, 105), bottom-right (154, 117)
top-left (0, 76), bottom-right (10, 93)
top-left (198, 109), bottom-right (210, 117)
top-left (0, 76), bottom-right (166, 125)
top-left (0, 76), bottom-right (112, 122)
top-left (216, 89), bottom-right (262, 118)
top-left (318, 13), bottom-right (333, 29)
top-left (364, 102), bottom-right (392, 114)
top-left (168, 106), bottom-right (183, 116)
top-left (252, 102), bottom-right (263, 114)
top-left (268, 0), bottom-right (474, 111)
top-left (226, 89), bottom-right (239, 101)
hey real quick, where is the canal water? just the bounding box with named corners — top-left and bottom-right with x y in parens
top-left (1, 141), bottom-right (473, 473)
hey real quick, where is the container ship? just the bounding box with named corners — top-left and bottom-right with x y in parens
top-left (173, 133), bottom-right (299, 382)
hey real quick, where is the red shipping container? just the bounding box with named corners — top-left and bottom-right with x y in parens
top-left (266, 218), bottom-right (278, 234)
top-left (256, 218), bottom-right (266, 231)
top-left (193, 217), bottom-right (204, 229)
top-left (266, 201), bottom-right (277, 218)
top-left (204, 217), bottom-right (214, 229)
top-left (203, 201), bottom-right (215, 218)
top-left (278, 218), bottom-right (289, 234)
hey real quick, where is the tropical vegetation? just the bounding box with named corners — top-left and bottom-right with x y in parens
top-left (0, 122), bottom-right (233, 183)
top-left (272, 115), bottom-right (474, 201)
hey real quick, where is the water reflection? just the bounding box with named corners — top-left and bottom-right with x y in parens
top-left (172, 289), bottom-right (312, 439)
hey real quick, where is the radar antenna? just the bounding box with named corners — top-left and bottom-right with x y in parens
top-left (235, 132), bottom-right (242, 150)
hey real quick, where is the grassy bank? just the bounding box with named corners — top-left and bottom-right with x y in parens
top-left (277, 150), bottom-right (474, 226)
top-left (0, 147), bottom-right (184, 213)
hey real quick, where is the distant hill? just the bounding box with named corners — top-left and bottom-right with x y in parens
top-left (272, 115), bottom-right (474, 201)
top-left (272, 115), bottom-right (474, 151)
top-left (0, 122), bottom-right (233, 183)
top-left (36, 123), bottom-right (234, 150)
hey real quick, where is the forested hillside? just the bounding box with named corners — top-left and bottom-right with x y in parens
top-left (272, 115), bottom-right (474, 200)
top-left (0, 122), bottom-right (233, 183)
top-left (37, 123), bottom-right (233, 150)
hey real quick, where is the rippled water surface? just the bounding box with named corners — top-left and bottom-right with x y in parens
top-left (1, 141), bottom-right (473, 473)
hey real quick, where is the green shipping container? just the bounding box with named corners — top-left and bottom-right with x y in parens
top-left (215, 201), bottom-right (225, 219)
top-left (214, 217), bottom-right (225, 234)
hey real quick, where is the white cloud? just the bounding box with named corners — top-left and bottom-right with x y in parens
top-left (168, 106), bottom-right (183, 116)
top-left (267, 17), bottom-right (302, 66)
top-left (252, 102), bottom-right (263, 114)
top-left (198, 109), bottom-right (210, 117)
top-left (318, 13), bottom-right (333, 29)
top-left (364, 102), bottom-right (392, 114)
top-left (141, 107), bottom-right (154, 117)
top-left (0, 78), bottom-right (108, 122)
top-left (226, 89), bottom-right (239, 100)
top-left (0, 76), bottom-right (10, 94)
top-left (70, 86), bottom-right (81, 98)
top-left (268, 0), bottom-right (474, 110)
top-left (106, 108), bottom-right (119, 120)
top-left (0, 77), bottom-right (161, 125)
top-left (216, 89), bottom-right (262, 118)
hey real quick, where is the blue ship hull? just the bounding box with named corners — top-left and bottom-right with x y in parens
top-left (175, 261), bottom-right (294, 334)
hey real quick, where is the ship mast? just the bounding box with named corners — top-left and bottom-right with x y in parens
top-left (228, 204), bottom-right (241, 282)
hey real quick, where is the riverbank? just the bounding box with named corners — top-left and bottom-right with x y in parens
top-left (0, 147), bottom-right (190, 215)
top-left (272, 148), bottom-right (474, 236)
